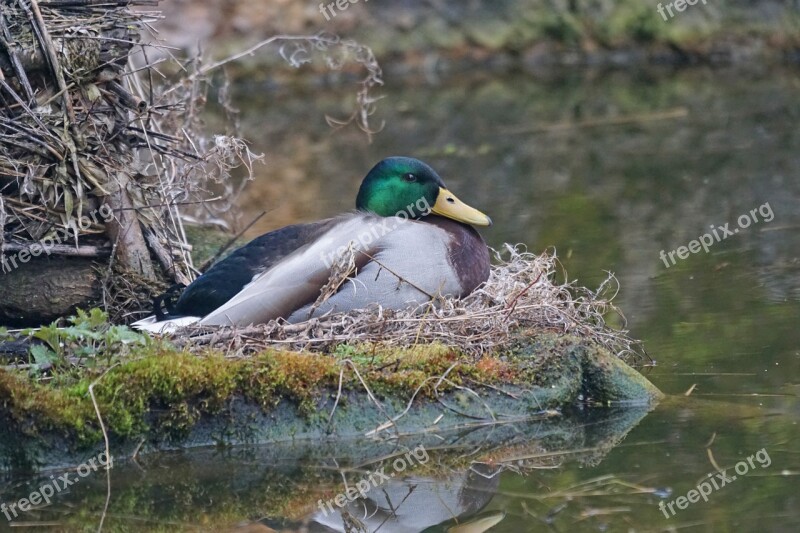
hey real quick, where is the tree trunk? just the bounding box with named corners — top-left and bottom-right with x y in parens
top-left (103, 169), bottom-right (156, 280)
top-left (0, 257), bottom-right (100, 327)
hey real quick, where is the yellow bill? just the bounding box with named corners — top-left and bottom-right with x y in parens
top-left (431, 187), bottom-right (492, 226)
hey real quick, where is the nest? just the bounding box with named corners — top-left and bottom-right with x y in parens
top-left (0, 0), bottom-right (199, 292)
top-left (176, 246), bottom-right (646, 362)
top-left (0, 0), bottom-right (386, 324)
top-left (0, 2), bottom-right (268, 301)
top-left (0, 0), bottom-right (267, 278)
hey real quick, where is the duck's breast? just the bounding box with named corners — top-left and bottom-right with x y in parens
top-left (289, 215), bottom-right (487, 322)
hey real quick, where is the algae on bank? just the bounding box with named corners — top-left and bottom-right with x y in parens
top-left (0, 330), bottom-right (661, 472)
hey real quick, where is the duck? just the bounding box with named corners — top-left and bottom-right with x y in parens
top-left (133, 157), bottom-right (491, 332)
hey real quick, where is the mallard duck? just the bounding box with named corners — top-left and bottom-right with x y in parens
top-left (134, 157), bottom-right (491, 332)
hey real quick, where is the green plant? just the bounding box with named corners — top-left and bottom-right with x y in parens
top-left (332, 343), bottom-right (384, 366)
top-left (25, 308), bottom-right (151, 369)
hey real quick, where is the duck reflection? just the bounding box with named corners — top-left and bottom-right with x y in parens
top-left (246, 464), bottom-right (504, 533)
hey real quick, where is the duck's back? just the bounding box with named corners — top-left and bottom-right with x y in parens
top-left (199, 213), bottom-right (489, 326)
top-left (173, 218), bottom-right (339, 317)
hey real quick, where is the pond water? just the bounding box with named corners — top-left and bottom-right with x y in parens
top-left (3, 67), bottom-right (799, 531)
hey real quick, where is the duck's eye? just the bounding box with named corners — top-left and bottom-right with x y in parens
top-left (403, 173), bottom-right (417, 182)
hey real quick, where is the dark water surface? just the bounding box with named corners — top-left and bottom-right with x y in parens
top-left (3, 68), bottom-right (800, 532)
top-left (212, 66), bottom-right (800, 532)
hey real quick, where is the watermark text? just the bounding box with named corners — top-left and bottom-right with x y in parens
top-left (658, 447), bottom-right (770, 518)
top-left (659, 202), bottom-right (773, 268)
top-left (2, 451), bottom-right (113, 522)
top-left (320, 197), bottom-right (431, 268)
top-left (319, 0), bottom-right (368, 21)
top-left (1, 205), bottom-right (114, 275)
top-left (657, 0), bottom-right (709, 22)
top-left (317, 444), bottom-right (429, 516)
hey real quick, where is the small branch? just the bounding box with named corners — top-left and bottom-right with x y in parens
top-left (198, 210), bottom-right (266, 272)
top-left (40, 0), bottom-right (157, 6)
top-left (0, 195), bottom-right (6, 256)
top-left (327, 367), bottom-right (345, 428)
top-left (0, 81), bottom-right (58, 141)
top-left (109, 81), bottom-right (147, 113)
top-left (436, 377), bottom-right (498, 422)
top-left (0, 11), bottom-right (35, 104)
top-left (144, 229), bottom-right (191, 285)
top-left (338, 359), bottom-right (398, 438)
top-left (500, 107), bottom-right (689, 136)
top-left (464, 377), bottom-right (522, 400)
top-left (2, 241), bottom-right (110, 257)
top-left (22, 0), bottom-right (87, 198)
top-left (362, 251), bottom-right (435, 299)
top-left (504, 271), bottom-right (543, 321)
top-left (88, 363), bottom-right (117, 533)
top-left (23, 0), bottom-right (78, 128)
top-left (367, 375), bottom-right (440, 437)
top-left (184, 35), bottom-right (322, 83)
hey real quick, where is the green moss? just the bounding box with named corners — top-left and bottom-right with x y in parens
top-left (580, 343), bottom-right (663, 405)
top-left (0, 330), bottom-right (660, 470)
top-left (0, 370), bottom-right (100, 444)
top-left (0, 341), bottom-right (532, 447)
top-left (94, 350), bottom-right (239, 439)
top-left (239, 350), bottom-right (340, 415)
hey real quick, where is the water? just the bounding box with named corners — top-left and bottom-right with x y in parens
top-left (3, 67), bottom-right (799, 531)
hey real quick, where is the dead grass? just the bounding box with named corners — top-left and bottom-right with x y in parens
top-left (0, 1), bottom-right (385, 323)
top-left (176, 246), bottom-right (645, 362)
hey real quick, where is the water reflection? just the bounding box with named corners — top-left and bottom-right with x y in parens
top-left (301, 465), bottom-right (502, 532)
top-left (0, 406), bottom-right (654, 531)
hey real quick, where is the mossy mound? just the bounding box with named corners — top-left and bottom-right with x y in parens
top-left (0, 332), bottom-right (661, 472)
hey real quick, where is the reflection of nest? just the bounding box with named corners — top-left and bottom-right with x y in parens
top-left (178, 247), bottom-right (645, 361)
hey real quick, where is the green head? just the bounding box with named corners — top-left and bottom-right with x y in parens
top-left (355, 157), bottom-right (491, 226)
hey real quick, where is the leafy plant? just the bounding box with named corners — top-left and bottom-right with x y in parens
top-left (25, 308), bottom-right (151, 369)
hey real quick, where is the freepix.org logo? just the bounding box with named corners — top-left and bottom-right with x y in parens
top-left (1, 204), bottom-right (114, 274)
top-left (320, 197), bottom-right (432, 268)
top-left (658, 448), bottom-right (771, 518)
top-left (2, 451), bottom-right (113, 522)
top-left (319, 0), bottom-right (369, 21)
top-left (657, 0), bottom-right (710, 22)
top-left (316, 445), bottom-right (429, 517)
top-left (659, 202), bottom-right (774, 268)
